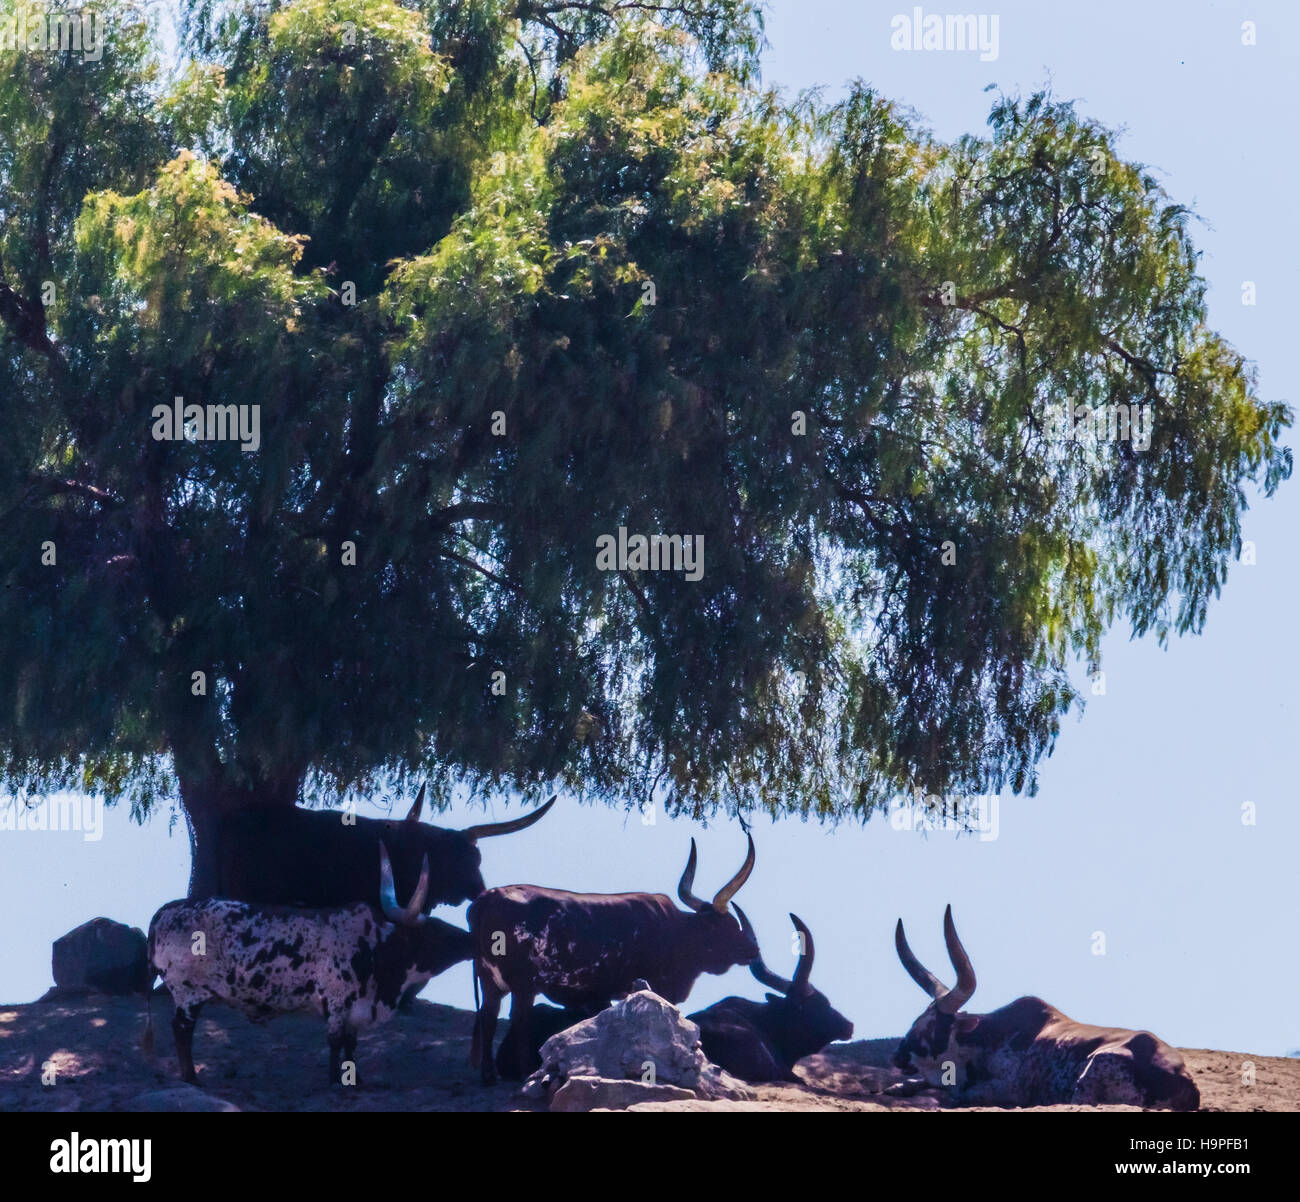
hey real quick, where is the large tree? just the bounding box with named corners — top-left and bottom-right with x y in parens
top-left (1, 1), bottom-right (1289, 892)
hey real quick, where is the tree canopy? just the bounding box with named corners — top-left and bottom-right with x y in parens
top-left (1, 1), bottom-right (1289, 856)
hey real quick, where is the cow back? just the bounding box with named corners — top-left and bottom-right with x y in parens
top-left (212, 806), bottom-right (474, 910)
top-left (470, 887), bottom-right (692, 1004)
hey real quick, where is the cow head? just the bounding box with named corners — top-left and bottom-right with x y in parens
top-left (385, 785), bottom-right (556, 904)
top-left (379, 842), bottom-right (476, 984)
top-left (893, 904), bottom-right (978, 1080)
top-left (675, 836), bottom-right (760, 974)
top-left (738, 908), bottom-right (854, 1051)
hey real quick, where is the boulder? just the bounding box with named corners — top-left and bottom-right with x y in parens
top-left (522, 987), bottom-right (753, 1111)
top-left (50, 918), bottom-right (149, 996)
top-left (550, 1076), bottom-right (696, 1112)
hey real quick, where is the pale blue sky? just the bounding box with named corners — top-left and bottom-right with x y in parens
top-left (2, 1), bottom-right (1296, 1057)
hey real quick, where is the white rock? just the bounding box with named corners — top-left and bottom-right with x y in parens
top-left (550, 1076), bottom-right (696, 1112)
top-left (523, 988), bottom-right (753, 1110)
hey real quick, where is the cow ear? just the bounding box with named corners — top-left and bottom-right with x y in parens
top-left (765, 993), bottom-right (782, 1005)
top-left (954, 1014), bottom-right (979, 1035)
top-left (405, 783), bottom-right (426, 823)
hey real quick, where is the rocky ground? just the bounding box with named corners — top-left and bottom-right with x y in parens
top-left (1, 992), bottom-right (1295, 1112)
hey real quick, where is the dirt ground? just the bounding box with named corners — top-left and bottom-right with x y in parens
top-left (1, 992), bottom-right (1295, 1112)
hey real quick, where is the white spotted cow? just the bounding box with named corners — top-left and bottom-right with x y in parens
top-left (144, 843), bottom-right (472, 1084)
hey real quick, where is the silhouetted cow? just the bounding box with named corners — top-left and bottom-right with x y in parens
top-left (690, 909), bottom-right (853, 1082)
top-left (145, 843), bottom-right (473, 1084)
top-left (212, 785), bottom-right (554, 912)
top-left (892, 906), bottom-right (1199, 1110)
top-left (493, 1003), bottom-right (596, 1080)
top-left (469, 837), bottom-right (760, 1084)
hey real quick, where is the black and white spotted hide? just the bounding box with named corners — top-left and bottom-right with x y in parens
top-left (146, 844), bottom-right (472, 1085)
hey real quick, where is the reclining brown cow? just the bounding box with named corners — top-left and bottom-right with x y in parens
top-left (892, 906), bottom-right (1199, 1110)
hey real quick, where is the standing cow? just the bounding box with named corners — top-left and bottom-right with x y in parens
top-left (469, 837), bottom-right (760, 1084)
top-left (212, 785), bottom-right (554, 912)
top-left (892, 906), bottom-right (1199, 1110)
top-left (145, 844), bottom-right (473, 1085)
top-left (690, 909), bottom-right (854, 1082)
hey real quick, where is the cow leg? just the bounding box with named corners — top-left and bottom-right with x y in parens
top-left (327, 1009), bottom-right (355, 1086)
top-left (328, 1029), bottom-right (362, 1086)
top-left (1072, 1052), bottom-right (1141, 1108)
top-left (342, 1031), bottom-right (358, 1084)
top-left (741, 1033), bottom-right (787, 1083)
top-left (172, 1003), bottom-right (202, 1084)
top-left (510, 992), bottom-right (536, 1079)
top-left (473, 981), bottom-right (504, 1085)
top-left (700, 1023), bottom-right (786, 1084)
top-left (328, 1030), bottom-right (360, 1086)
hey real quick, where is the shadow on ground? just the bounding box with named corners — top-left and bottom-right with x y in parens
top-left (0, 994), bottom-right (1294, 1112)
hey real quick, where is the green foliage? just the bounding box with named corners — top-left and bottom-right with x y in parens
top-left (0, 4), bottom-right (1289, 826)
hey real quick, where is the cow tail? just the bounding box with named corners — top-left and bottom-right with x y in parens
top-left (140, 985), bottom-right (154, 1055)
top-left (140, 926), bottom-right (158, 1055)
top-left (469, 959), bottom-right (483, 1068)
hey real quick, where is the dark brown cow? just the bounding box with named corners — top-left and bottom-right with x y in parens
top-left (468, 837), bottom-right (760, 1084)
top-left (689, 909), bottom-right (853, 1082)
top-left (892, 906), bottom-right (1199, 1110)
top-left (212, 786), bottom-right (555, 912)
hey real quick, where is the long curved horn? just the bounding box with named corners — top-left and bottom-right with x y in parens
top-left (937, 904), bottom-right (976, 1014)
top-left (378, 842), bottom-right (429, 927)
top-left (379, 842), bottom-right (404, 922)
top-left (711, 834), bottom-right (756, 912)
top-left (895, 917), bottom-right (949, 1001)
top-left (735, 904), bottom-right (793, 992)
top-left (677, 839), bottom-right (707, 911)
top-left (405, 783), bottom-right (426, 823)
top-left (462, 796), bottom-right (556, 842)
top-left (789, 913), bottom-right (815, 993)
top-left (406, 854), bottom-right (431, 919)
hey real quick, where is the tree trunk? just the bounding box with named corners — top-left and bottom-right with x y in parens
top-left (178, 767), bottom-right (302, 898)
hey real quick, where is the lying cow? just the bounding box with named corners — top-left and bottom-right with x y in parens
top-left (494, 1003), bottom-right (594, 1080)
top-left (690, 909), bottom-right (853, 1082)
top-left (892, 906), bottom-right (1199, 1110)
top-left (144, 843), bottom-right (473, 1085)
top-left (469, 836), bottom-right (760, 1084)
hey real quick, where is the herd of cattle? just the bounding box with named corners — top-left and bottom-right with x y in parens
top-left (142, 789), bottom-right (1200, 1109)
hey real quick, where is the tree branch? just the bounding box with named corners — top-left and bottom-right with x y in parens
top-left (26, 475), bottom-right (123, 507)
